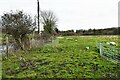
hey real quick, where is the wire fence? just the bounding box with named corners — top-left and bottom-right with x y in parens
top-left (96, 42), bottom-right (120, 63)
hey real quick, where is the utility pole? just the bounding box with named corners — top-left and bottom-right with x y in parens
top-left (37, 0), bottom-right (40, 34)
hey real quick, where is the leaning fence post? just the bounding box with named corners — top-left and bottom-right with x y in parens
top-left (99, 43), bottom-right (103, 56)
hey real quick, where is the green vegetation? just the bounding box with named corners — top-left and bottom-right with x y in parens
top-left (1, 11), bottom-right (34, 50)
top-left (0, 34), bottom-right (14, 45)
top-left (41, 10), bottom-right (58, 35)
top-left (2, 36), bottom-right (120, 78)
top-left (59, 27), bottom-right (119, 36)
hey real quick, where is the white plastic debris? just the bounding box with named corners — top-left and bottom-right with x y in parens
top-left (86, 47), bottom-right (90, 50)
top-left (106, 42), bottom-right (116, 46)
top-left (109, 42), bottom-right (116, 46)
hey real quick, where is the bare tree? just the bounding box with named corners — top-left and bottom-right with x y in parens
top-left (41, 10), bottom-right (58, 36)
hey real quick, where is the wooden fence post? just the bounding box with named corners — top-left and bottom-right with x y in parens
top-left (6, 36), bottom-right (9, 56)
top-left (99, 43), bottom-right (103, 56)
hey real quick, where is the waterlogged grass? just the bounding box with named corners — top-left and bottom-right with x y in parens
top-left (2, 36), bottom-right (120, 78)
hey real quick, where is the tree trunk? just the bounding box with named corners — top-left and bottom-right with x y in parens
top-left (15, 38), bottom-right (24, 50)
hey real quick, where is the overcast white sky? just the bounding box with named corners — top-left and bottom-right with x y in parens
top-left (0, 0), bottom-right (119, 30)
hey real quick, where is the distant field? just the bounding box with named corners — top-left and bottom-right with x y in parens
top-left (2, 36), bottom-right (120, 78)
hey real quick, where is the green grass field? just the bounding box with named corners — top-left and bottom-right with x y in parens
top-left (2, 36), bottom-right (120, 78)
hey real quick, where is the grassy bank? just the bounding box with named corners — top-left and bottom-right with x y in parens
top-left (2, 36), bottom-right (120, 78)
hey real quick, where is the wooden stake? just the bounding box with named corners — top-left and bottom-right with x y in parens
top-left (6, 36), bottom-right (9, 56)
